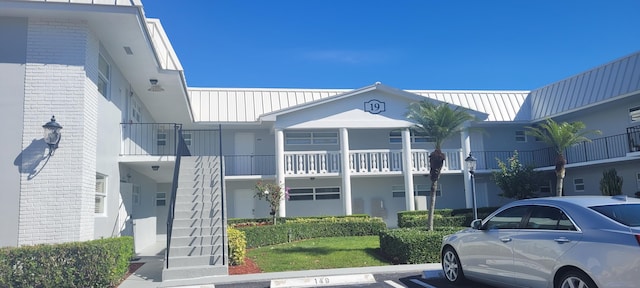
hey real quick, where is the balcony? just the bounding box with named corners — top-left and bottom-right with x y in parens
top-left (121, 123), bottom-right (640, 176)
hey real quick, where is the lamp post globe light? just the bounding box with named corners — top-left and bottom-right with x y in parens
top-left (42, 116), bottom-right (62, 156)
top-left (465, 153), bottom-right (478, 220)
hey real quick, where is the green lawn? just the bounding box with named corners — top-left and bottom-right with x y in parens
top-left (246, 236), bottom-right (391, 272)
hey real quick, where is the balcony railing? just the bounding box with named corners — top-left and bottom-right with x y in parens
top-left (121, 123), bottom-right (220, 156)
top-left (121, 123), bottom-right (639, 176)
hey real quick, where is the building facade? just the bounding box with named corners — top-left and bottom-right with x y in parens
top-left (1, 0), bottom-right (640, 258)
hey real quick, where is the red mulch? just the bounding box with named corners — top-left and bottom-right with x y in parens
top-left (229, 257), bottom-right (262, 275)
top-left (125, 262), bottom-right (144, 279)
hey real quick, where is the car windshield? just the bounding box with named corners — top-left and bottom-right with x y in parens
top-left (590, 204), bottom-right (640, 227)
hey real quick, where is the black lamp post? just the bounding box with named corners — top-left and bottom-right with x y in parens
top-left (465, 153), bottom-right (478, 220)
top-left (43, 116), bottom-right (62, 156)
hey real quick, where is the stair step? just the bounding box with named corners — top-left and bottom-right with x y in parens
top-left (173, 209), bottom-right (222, 219)
top-left (169, 244), bottom-right (223, 257)
top-left (171, 226), bottom-right (223, 237)
top-left (170, 235), bottom-right (224, 247)
top-left (162, 264), bottom-right (228, 282)
top-left (173, 201), bottom-right (220, 212)
top-left (174, 192), bottom-right (220, 203)
top-left (172, 218), bottom-right (219, 227)
top-left (167, 254), bottom-right (223, 267)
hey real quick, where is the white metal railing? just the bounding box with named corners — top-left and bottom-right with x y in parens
top-left (284, 151), bottom-right (341, 175)
top-left (283, 149), bottom-right (462, 176)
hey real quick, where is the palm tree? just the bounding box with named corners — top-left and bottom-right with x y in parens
top-left (525, 119), bottom-right (601, 196)
top-left (407, 101), bottom-right (475, 231)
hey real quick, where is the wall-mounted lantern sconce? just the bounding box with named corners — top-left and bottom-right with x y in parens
top-left (43, 116), bottom-right (62, 156)
top-left (151, 165), bottom-right (160, 171)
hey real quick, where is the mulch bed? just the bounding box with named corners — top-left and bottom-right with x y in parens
top-left (229, 257), bottom-right (262, 275)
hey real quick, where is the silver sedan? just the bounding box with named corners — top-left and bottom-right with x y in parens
top-left (441, 196), bottom-right (640, 288)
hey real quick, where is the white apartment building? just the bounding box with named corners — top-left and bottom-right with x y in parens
top-left (1, 0), bottom-right (639, 280)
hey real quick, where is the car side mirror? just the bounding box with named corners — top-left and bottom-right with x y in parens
top-left (471, 219), bottom-right (483, 230)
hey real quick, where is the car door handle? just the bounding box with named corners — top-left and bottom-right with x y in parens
top-left (554, 237), bottom-right (571, 243)
top-left (500, 237), bottom-right (512, 243)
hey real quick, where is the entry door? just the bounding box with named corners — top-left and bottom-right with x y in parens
top-left (234, 133), bottom-right (255, 175)
top-left (234, 189), bottom-right (256, 218)
top-left (119, 183), bottom-right (134, 236)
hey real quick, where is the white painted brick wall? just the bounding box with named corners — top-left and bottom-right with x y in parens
top-left (19, 18), bottom-right (96, 245)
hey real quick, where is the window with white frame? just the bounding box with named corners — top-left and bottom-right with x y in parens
top-left (131, 98), bottom-right (141, 123)
top-left (574, 178), bottom-right (585, 192)
top-left (389, 130), bottom-right (435, 144)
top-left (285, 131), bottom-right (338, 145)
top-left (515, 130), bottom-right (526, 142)
top-left (539, 181), bottom-right (552, 195)
top-left (156, 192), bottom-right (166, 206)
top-left (183, 133), bottom-right (192, 146)
top-left (95, 174), bottom-right (107, 215)
top-left (288, 187), bottom-right (340, 201)
top-left (133, 185), bottom-right (141, 206)
top-left (392, 184), bottom-right (441, 197)
top-left (630, 106), bottom-right (640, 122)
top-left (636, 173), bottom-right (640, 190)
top-left (157, 132), bottom-right (167, 146)
top-left (97, 54), bottom-right (110, 99)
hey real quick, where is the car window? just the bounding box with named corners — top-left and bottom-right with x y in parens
top-left (484, 206), bottom-right (530, 229)
top-left (591, 204), bottom-right (640, 227)
top-left (525, 206), bottom-right (576, 231)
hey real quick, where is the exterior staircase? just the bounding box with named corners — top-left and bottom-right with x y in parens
top-left (162, 156), bottom-right (228, 282)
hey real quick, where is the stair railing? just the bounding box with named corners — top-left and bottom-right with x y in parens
top-left (165, 124), bottom-right (189, 269)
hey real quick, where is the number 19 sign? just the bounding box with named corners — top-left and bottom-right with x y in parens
top-left (364, 99), bottom-right (386, 114)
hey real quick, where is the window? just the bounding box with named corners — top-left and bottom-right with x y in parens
top-left (131, 98), bottom-right (141, 123)
top-left (288, 187), bottom-right (340, 201)
top-left (156, 192), bottom-right (166, 206)
top-left (97, 54), bottom-right (110, 99)
top-left (285, 132), bottom-right (338, 145)
top-left (95, 174), bottom-right (107, 215)
top-left (389, 130), bottom-right (435, 144)
top-left (539, 181), bottom-right (552, 195)
top-left (483, 205), bottom-right (529, 229)
top-left (525, 206), bottom-right (576, 230)
top-left (630, 106), bottom-right (640, 122)
top-left (515, 130), bottom-right (526, 142)
top-left (636, 173), bottom-right (640, 190)
top-left (591, 204), bottom-right (640, 227)
top-left (157, 132), bottom-right (167, 146)
top-left (132, 185), bottom-right (141, 206)
top-left (574, 178), bottom-right (585, 192)
top-left (392, 184), bottom-right (441, 198)
top-left (183, 133), bottom-right (192, 146)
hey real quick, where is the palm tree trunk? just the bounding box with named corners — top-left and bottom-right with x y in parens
top-left (555, 154), bottom-right (566, 197)
top-left (428, 180), bottom-right (438, 231)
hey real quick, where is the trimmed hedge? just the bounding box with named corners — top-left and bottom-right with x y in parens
top-left (237, 216), bottom-right (386, 248)
top-left (379, 227), bottom-right (463, 264)
top-left (398, 207), bottom-right (501, 228)
top-left (0, 236), bottom-right (133, 288)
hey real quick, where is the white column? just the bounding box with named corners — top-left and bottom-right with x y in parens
top-left (402, 128), bottom-right (415, 210)
top-left (276, 129), bottom-right (286, 217)
top-left (340, 128), bottom-right (352, 215)
top-left (461, 123), bottom-right (472, 209)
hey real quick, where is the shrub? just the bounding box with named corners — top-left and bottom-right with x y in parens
top-left (379, 227), bottom-right (462, 264)
top-left (227, 227), bottom-right (247, 266)
top-left (397, 210), bottom-right (463, 228)
top-left (600, 168), bottom-right (623, 196)
top-left (0, 237), bottom-right (133, 288)
top-left (237, 216), bottom-right (387, 248)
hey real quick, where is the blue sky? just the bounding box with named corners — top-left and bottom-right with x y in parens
top-left (143, 1), bottom-right (640, 90)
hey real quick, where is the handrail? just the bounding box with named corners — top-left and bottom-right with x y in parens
top-left (165, 124), bottom-right (189, 269)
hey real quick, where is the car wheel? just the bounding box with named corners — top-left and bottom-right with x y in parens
top-left (557, 270), bottom-right (597, 288)
top-left (442, 247), bottom-right (464, 283)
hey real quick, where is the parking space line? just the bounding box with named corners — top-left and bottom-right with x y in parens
top-left (384, 280), bottom-right (406, 288)
top-left (410, 278), bottom-right (438, 288)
